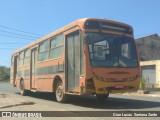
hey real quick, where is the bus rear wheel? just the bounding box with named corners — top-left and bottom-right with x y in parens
top-left (55, 81), bottom-right (68, 103)
top-left (19, 80), bottom-right (29, 96)
top-left (96, 93), bottom-right (109, 101)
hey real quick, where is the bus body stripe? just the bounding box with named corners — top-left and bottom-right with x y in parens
top-left (17, 64), bottom-right (64, 77)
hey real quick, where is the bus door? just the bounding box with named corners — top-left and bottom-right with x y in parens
top-left (66, 31), bottom-right (80, 92)
top-left (31, 48), bottom-right (37, 89)
top-left (12, 55), bottom-right (18, 86)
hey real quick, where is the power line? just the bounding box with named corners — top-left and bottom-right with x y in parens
top-left (0, 48), bottom-right (16, 50)
top-left (0, 25), bottom-right (43, 37)
top-left (0, 34), bottom-right (35, 41)
top-left (0, 30), bottom-right (41, 39)
top-left (0, 43), bottom-right (28, 45)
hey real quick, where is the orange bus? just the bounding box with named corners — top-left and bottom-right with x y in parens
top-left (10, 18), bottom-right (141, 102)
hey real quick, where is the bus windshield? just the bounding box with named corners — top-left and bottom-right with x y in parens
top-left (86, 32), bottom-right (138, 67)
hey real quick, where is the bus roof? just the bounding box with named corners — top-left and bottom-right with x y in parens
top-left (12, 18), bottom-right (132, 55)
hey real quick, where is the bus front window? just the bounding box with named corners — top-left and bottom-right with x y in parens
top-left (86, 32), bottom-right (138, 67)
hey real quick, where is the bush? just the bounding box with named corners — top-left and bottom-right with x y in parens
top-left (140, 77), bottom-right (147, 90)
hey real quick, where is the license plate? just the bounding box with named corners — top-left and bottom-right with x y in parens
top-left (115, 85), bottom-right (125, 89)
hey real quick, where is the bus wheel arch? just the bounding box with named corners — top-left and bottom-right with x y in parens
top-left (53, 75), bottom-right (63, 92)
top-left (53, 76), bottom-right (68, 102)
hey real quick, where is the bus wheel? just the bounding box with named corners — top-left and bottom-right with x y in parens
top-left (19, 80), bottom-right (29, 96)
top-left (96, 93), bottom-right (109, 101)
top-left (55, 81), bottom-right (68, 103)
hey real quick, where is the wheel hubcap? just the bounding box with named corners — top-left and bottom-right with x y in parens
top-left (57, 86), bottom-right (63, 98)
top-left (20, 82), bottom-right (24, 90)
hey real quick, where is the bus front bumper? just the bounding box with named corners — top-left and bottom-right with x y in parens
top-left (93, 78), bottom-right (140, 94)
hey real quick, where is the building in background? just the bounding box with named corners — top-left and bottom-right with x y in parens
top-left (140, 60), bottom-right (160, 88)
top-left (136, 34), bottom-right (160, 61)
top-left (136, 34), bottom-right (160, 88)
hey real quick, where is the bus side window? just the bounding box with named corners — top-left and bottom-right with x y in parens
top-left (24, 49), bottom-right (30, 65)
top-left (38, 40), bottom-right (50, 61)
top-left (50, 34), bottom-right (64, 59)
top-left (19, 51), bottom-right (24, 66)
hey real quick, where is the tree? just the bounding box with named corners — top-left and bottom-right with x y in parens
top-left (0, 66), bottom-right (10, 81)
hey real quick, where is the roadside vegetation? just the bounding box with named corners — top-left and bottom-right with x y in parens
top-left (0, 66), bottom-right (10, 82)
top-left (140, 78), bottom-right (147, 90)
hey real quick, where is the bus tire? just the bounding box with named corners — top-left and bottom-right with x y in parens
top-left (19, 80), bottom-right (29, 96)
top-left (96, 93), bottom-right (109, 101)
top-left (55, 81), bottom-right (68, 103)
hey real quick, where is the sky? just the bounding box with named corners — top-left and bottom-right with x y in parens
top-left (0, 0), bottom-right (160, 67)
